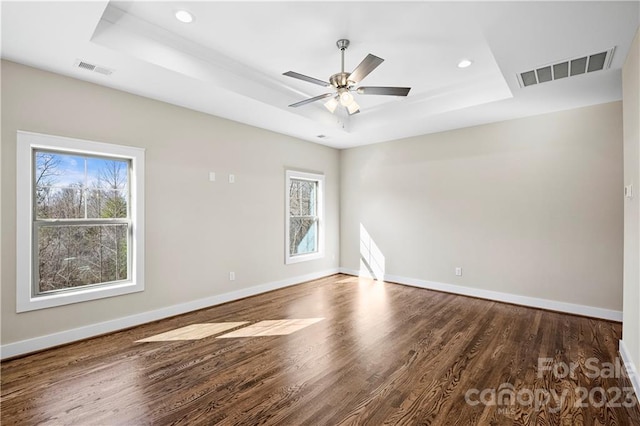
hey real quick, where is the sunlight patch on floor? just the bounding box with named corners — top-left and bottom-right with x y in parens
top-left (136, 322), bottom-right (249, 342)
top-left (216, 318), bottom-right (324, 338)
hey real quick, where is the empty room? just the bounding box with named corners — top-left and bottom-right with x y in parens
top-left (1, 1), bottom-right (640, 424)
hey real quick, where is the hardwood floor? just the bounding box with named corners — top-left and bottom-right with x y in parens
top-left (2, 274), bottom-right (639, 425)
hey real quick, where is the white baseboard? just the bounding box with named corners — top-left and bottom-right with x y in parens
top-left (339, 267), bottom-right (360, 276)
top-left (0, 268), bottom-right (339, 360)
top-left (337, 269), bottom-right (622, 321)
top-left (620, 339), bottom-right (640, 400)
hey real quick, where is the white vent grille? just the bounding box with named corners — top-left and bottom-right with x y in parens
top-left (517, 47), bottom-right (615, 88)
top-left (74, 60), bottom-right (113, 76)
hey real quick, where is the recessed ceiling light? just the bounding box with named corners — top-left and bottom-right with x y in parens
top-left (457, 59), bottom-right (473, 69)
top-left (175, 10), bottom-right (194, 23)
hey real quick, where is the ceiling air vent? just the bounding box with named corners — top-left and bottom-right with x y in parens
top-left (517, 47), bottom-right (615, 88)
top-left (74, 59), bottom-right (114, 76)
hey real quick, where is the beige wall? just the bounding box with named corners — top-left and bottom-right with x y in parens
top-left (341, 102), bottom-right (624, 311)
top-left (623, 28), bottom-right (640, 371)
top-left (0, 60), bottom-right (340, 345)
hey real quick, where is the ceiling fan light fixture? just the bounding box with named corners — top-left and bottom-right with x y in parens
top-left (175, 10), bottom-right (194, 23)
top-left (324, 96), bottom-right (339, 113)
top-left (347, 101), bottom-right (360, 115)
top-left (339, 90), bottom-right (354, 107)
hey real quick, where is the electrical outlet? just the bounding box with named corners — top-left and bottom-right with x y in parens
top-left (455, 267), bottom-right (462, 276)
top-left (229, 272), bottom-right (235, 281)
top-left (229, 174), bottom-right (235, 184)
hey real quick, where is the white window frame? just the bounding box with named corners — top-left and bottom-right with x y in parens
top-left (16, 131), bottom-right (145, 312)
top-left (285, 170), bottom-right (325, 264)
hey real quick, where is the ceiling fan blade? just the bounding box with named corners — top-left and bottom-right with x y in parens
top-left (348, 54), bottom-right (384, 83)
top-left (288, 93), bottom-right (334, 108)
top-left (357, 86), bottom-right (411, 96)
top-left (283, 71), bottom-right (330, 87)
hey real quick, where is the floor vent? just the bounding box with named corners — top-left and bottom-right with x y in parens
top-left (74, 60), bottom-right (114, 76)
top-left (517, 47), bottom-right (615, 88)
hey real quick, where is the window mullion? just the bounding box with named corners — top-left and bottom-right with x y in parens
top-left (297, 181), bottom-right (302, 216)
top-left (35, 218), bottom-right (130, 226)
top-left (84, 157), bottom-right (88, 220)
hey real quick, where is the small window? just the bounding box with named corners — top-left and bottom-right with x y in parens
top-left (17, 131), bottom-right (145, 312)
top-left (285, 170), bottom-right (324, 264)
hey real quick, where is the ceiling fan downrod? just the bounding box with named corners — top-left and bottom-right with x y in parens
top-left (337, 39), bottom-right (349, 74)
top-left (330, 39), bottom-right (352, 89)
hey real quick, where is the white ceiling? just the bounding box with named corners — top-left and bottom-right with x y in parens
top-left (2, 1), bottom-right (638, 149)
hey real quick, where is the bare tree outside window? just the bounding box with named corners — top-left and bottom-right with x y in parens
top-left (289, 178), bottom-right (318, 256)
top-left (34, 151), bottom-right (130, 294)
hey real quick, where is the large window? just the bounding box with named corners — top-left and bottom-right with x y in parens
top-left (285, 170), bottom-right (324, 264)
top-left (17, 131), bottom-right (145, 312)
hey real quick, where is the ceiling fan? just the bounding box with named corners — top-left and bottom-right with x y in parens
top-left (283, 39), bottom-right (411, 115)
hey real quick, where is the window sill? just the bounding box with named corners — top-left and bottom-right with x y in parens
top-left (285, 251), bottom-right (324, 265)
top-left (17, 280), bottom-right (144, 313)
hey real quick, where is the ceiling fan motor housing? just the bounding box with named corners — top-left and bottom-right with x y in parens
top-left (330, 72), bottom-right (352, 88)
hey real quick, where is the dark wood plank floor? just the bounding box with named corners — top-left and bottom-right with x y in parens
top-left (2, 274), bottom-right (639, 425)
